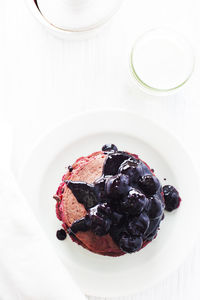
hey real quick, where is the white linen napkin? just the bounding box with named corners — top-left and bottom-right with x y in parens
top-left (0, 124), bottom-right (86, 300)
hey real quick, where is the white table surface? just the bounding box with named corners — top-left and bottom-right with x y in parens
top-left (2, 0), bottom-right (200, 299)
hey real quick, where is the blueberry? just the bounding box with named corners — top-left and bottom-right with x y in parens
top-left (144, 218), bottom-right (161, 240)
top-left (119, 157), bottom-right (139, 170)
top-left (95, 203), bottom-right (112, 218)
top-left (127, 212), bottom-right (150, 236)
top-left (111, 211), bottom-right (124, 226)
top-left (103, 152), bottom-right (132, 176)
top-left (120, 188), bottom-right (147, 215)
top-left (146, 195), bottom-right (164, 219)
top-left (138, 175), bottom-right (160, 196)
top-left (105, 174), bottom-right (130, 198)
top-left (145, 229), bottom-right (158, 241)
top-left (109, 224), bottom-right (128, 244)
top-left (119, 234), bottom-right (143, 253)
top-left (163, 185), bottom-right (181, 212)
top-left (56, 229), bottom-right (67, 240)
top-left (119, 159), bottom-right (140, 183)
top-left (102, 144), bottom-right (118, 153)
top-left (119, 160), bottom-right (151, 185)
top-left (68, 165), bottom-right (73, 172)
top-left (90, 215), bottom-right (111, 236)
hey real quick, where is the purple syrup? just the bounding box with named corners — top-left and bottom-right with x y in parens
top-left (102, 143), bottom-right (118, 153)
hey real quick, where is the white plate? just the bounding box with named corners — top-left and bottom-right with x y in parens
top-left (19, 109), bottom-right (199, 297)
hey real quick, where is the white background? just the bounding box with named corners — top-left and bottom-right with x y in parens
top-left (2, 0), bottom-right (200, 299)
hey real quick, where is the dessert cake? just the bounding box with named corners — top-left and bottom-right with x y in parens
top-left (54, 144), bottom-right (181, 256)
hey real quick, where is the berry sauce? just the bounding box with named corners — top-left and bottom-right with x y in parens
top-left (163, 185), bottom-right (181, 212)
top-left (56, 229), bottom-right (67, 240)
top-left (65, 145), bottom-right (167, 254)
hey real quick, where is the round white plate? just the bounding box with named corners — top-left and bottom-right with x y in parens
top-left (19, 109), bottom-right (199, 297)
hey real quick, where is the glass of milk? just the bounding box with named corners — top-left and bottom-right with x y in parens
top-left (130, 28), bottom-right (195, 95)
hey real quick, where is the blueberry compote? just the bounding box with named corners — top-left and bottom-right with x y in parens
top-left (163, 185), bottom-right (181, 212)
top-left (65, 144), bottom-right (167, 254)
top-left (56, 229), bottom-right (67, 241)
